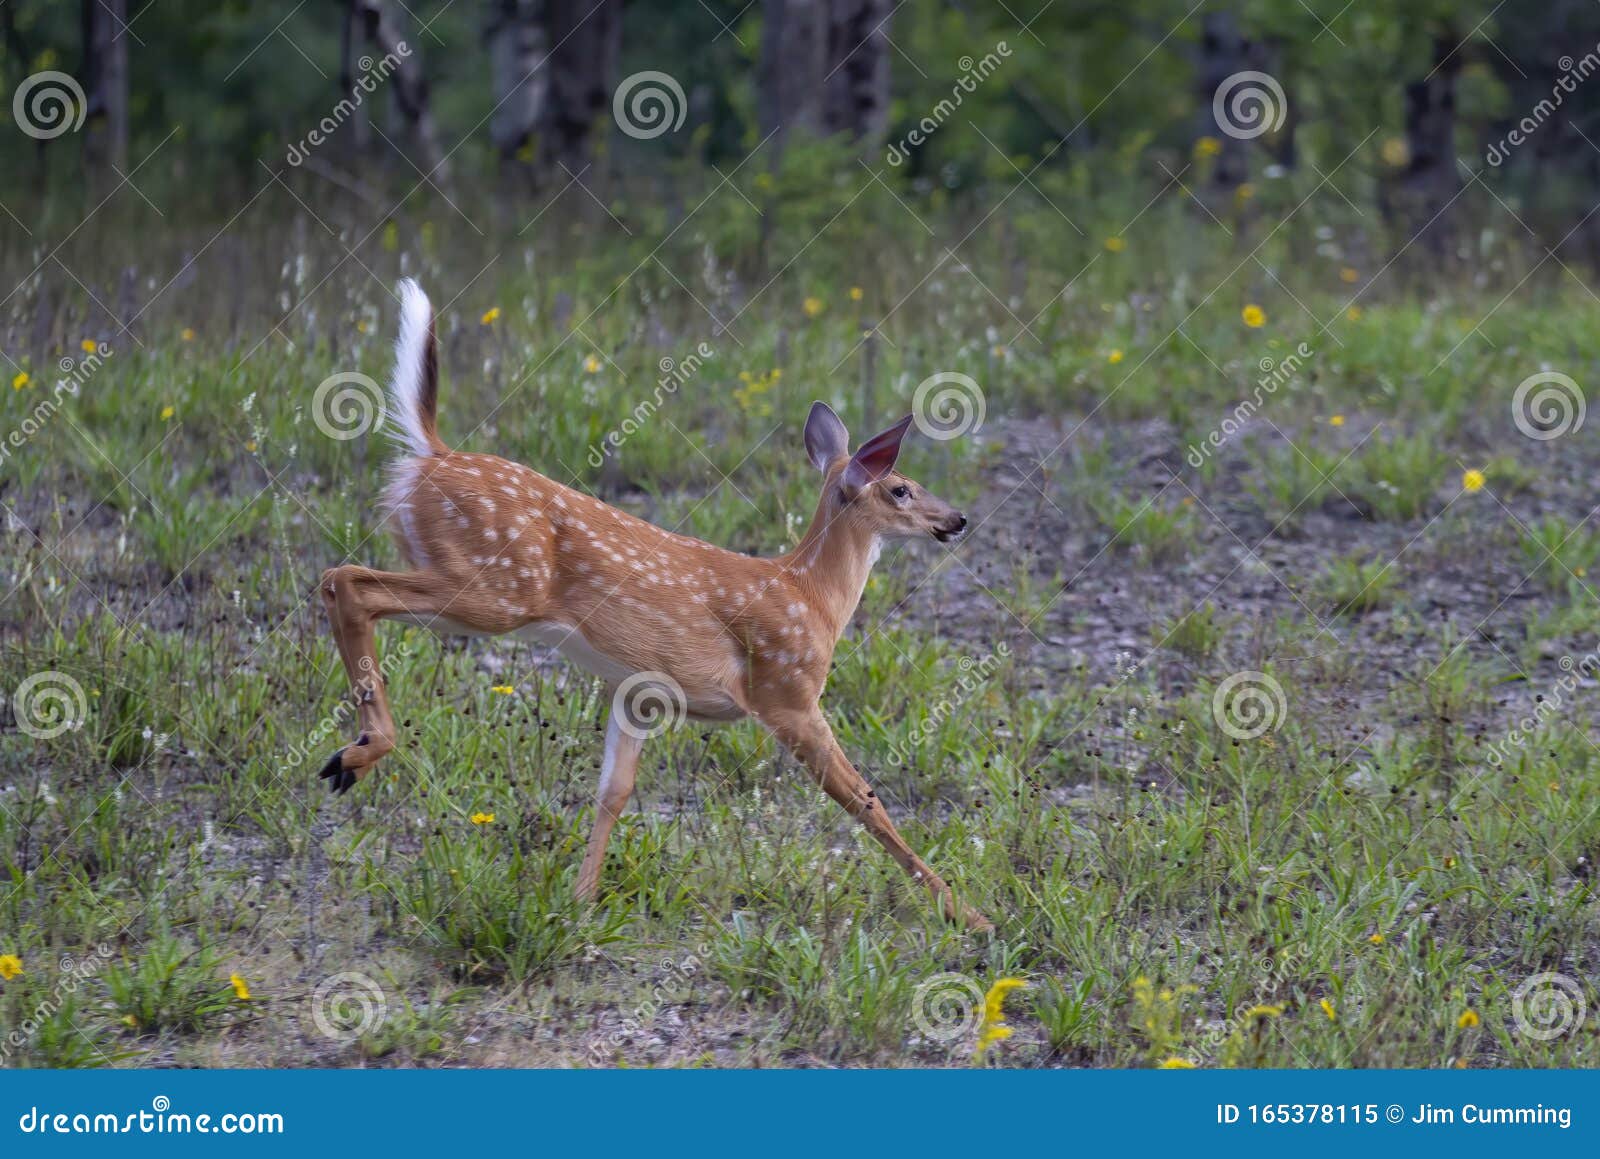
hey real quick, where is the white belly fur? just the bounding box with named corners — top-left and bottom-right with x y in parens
top-left (516, 621), bottom-right (635, 685)
top-left (392, 615), bottom-right (743, 720)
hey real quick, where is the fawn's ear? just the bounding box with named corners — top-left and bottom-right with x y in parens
top-left (804, 401), bottom-right (851, 472)
top-left (842, 415), bottom-right (913, 497)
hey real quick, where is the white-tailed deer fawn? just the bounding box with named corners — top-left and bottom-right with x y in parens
top-left (316, 280), bottom-right (990, 931)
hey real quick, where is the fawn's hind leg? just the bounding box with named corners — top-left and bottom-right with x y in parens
top-left (574, 711), bottom-right (645, 901)
top-left (317, 564), bottom-right (460, 794)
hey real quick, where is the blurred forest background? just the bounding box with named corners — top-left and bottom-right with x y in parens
top-left (2, 0), bottom-right (1599, 252)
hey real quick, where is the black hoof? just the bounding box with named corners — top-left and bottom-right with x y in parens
top-left (318, 749), bottom-right (358, 795)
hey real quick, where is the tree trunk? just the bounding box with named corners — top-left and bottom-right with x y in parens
top-left (760, 0), bottom-right (889, 146)
top-left (355, 0), bottom-right (450, 182)
top-left (484, 0), bottom-right (548, 165)
top-left (542, 0), bottom-right (621, 176)
top-left (1196, 11), bottom-right (1250, 194)
top-left (338, 0), bottom-right (373, 155)
top-left (1386, 31), bottom-right (1462, 257)
top-left (81, 0), bottom-right (129, 174)
top-left (822, 0), bottom-right (891, 142)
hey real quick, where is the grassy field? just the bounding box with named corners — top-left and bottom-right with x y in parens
top-left (2, 176), bottom-right (1599, 1068)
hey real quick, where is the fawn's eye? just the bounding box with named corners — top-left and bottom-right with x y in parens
top-left (890, 484), bottom-right (911, 500)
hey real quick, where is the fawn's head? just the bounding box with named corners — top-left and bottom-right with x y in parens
top-left (803, 402), bottom-right (967, 543)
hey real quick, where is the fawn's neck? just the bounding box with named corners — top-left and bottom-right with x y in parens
top-left (782, 499), bottom-right (880, 640)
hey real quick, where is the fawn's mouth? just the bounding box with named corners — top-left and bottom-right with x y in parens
top-left (932, 515), bottom-right (969, 543)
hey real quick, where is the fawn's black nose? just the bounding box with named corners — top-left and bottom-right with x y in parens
top-left (934, 513), bottom-right (968, 542)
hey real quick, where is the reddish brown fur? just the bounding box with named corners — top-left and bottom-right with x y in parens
top-left (315, 283), bottom-right (990, 931)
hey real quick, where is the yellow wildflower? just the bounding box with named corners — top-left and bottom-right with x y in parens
top-left (1340, 267), bottom-right (1359, 284)
top-left (1458, 1009), bottom-right (1480, 1029)
top-left (1241, 304), bottom-right (1265, 328)
top-left (1235, 182), bottom-right (1255, 202)
top-left (0, 954), bottom-right (22, 980)
top-left (180, 328), bottom-right (195, 342)
top-left (1157, 1056), bottom-right (1197, 1068)
top-left (480, 306), bottom-right (501, 326)
top-left (1368, 933), bottom-right (1385, 946)
top-left (802, 296), bottom-right (825, 318)
top-left (470, 811), bottom-right (496, 825)
top-left (490, 685), bottom-right (514, 695)
top-left (11, 372), bottom-right (28, 390)
top-left (80, 338), bottom-right (96, 353)
top-left (1329, 414), bottom-right (1346, 427)
top-left (1461, 469), bottom-right (1485, 493)
top-left (229, 973), bottom-right (250, 1000)
top-left (584, 354), bottom-right (602, 374)
top-left (1346, 306), bottom-right (1363, 321)
top-left (848, 286), bottom-right (864, 302)
top-left (1380, 137), bottom-right (1410, 167)
top-left (1108, 349), bottom-right (1124, 364)
top-left (160, 406), bottom-right (174, 421)
top-left (1243, 1004), bottom-right (1284, 1020)
top-left (245, 440), bottom-right (258, 453)
top-left (1104, 236), bottom-right (1125, 253)
top-left (356, 320), bottom-right (368, 334)
top-left (1320, 998), bottom-right (1336, 1020)
top-left (974, 977), bottom-right (1026, 1062)
top-left (1193, 136), bottom-right (1222, 159)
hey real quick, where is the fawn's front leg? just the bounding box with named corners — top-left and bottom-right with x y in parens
top-left (760, 706), bottom-right (993, 932)
top-left (575, 711), bottom-right (644, 902)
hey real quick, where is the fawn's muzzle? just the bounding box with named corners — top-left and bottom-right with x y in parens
top-left (933, 514), bottom-right (968, 542)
